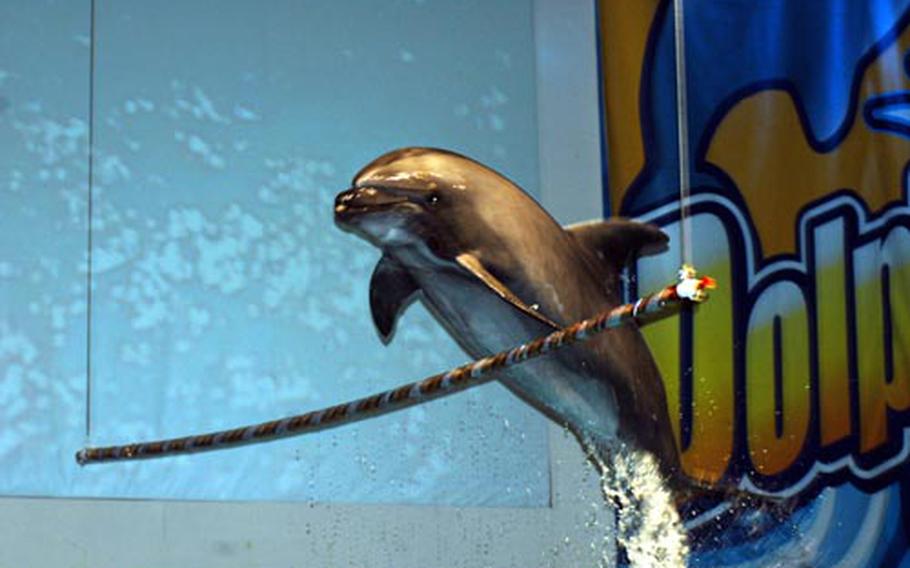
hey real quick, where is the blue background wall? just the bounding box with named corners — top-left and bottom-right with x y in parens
top-left (0, 0), bottom-right (552, 506)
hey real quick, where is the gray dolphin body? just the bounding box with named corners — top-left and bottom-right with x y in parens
top-left (334, 147), bottom-right (685, 490)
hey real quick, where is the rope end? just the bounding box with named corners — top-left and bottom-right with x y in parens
top-left (75, 448), bottom-right (90, 466)
top-left (676, 264), bottom-right (716, 303)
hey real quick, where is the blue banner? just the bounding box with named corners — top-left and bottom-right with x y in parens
top-left (599, 1), bottom-right (910, 564)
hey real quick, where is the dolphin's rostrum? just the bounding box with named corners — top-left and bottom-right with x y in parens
top-left (334, 147), bottom-right (692, 495)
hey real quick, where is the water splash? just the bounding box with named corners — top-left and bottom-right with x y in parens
top-left (585, 441), bottom-right (689, 567)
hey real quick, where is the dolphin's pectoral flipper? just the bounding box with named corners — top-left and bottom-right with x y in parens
top-left (455, 253), bottom-right (560, 329)
top-left (566, 218), bottom-right (669, 271)
top-left (370, 254), bottom-right (420, 343)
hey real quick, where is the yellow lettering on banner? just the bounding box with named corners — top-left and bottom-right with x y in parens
top-left (889, 228), bottom-right (910, 416)
top-left (746, 281), bottom-right (811, 476)
top-left (638, 216), bottom-right (733, 483)
top-left (814, 217), bottom-right (852, 446)
top-left (855, 227), bottom-right (910, 453)
top-left (682, 264), bottom-right (735, 482)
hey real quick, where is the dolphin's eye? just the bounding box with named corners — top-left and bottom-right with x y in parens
top-left (427, 193), bottom-right (440, 206)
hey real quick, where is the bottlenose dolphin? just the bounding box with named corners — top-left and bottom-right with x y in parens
top-left (334, 147), bottom-right (693, 492)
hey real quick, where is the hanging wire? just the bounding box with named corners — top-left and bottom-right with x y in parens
top-left (672, 0), bottom-right (694, 266)
top-left (84, 0), bottom-right (97, 444)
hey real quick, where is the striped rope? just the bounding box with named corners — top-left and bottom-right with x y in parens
top-left (75, 271), bottom-right (715, 466)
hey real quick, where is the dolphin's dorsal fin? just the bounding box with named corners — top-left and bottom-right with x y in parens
top-left (455, 253), bottom-right (559, 329)
top-left (370, 254), bottom-right (420, 343)
top-left (565, 218), bottom-right (668, 271)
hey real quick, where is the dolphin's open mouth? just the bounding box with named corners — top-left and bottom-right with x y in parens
top-left (334, 186), bottom-right (409, 222)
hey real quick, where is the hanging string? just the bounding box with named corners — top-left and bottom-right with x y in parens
top-left (672, 0), bottom-right (693, 266)
top-left (84, 0), bottom-right (97, 444)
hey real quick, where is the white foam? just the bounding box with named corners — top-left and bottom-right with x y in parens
top-left (586, 442), bottom-right (689, 567)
